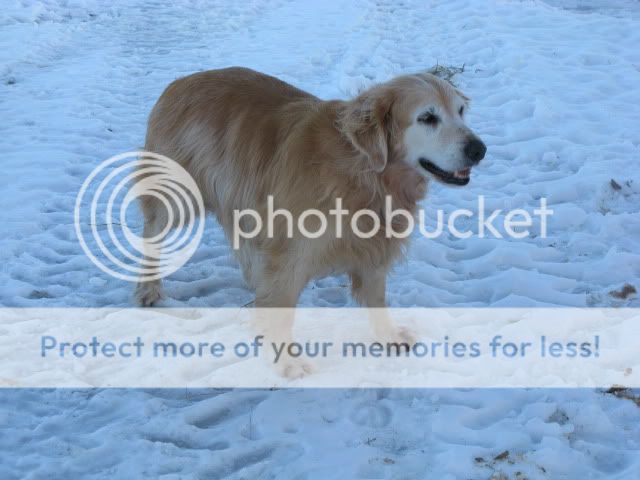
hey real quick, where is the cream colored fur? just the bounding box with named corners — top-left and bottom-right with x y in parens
top-left (135, 67), bottom-right (479, 376)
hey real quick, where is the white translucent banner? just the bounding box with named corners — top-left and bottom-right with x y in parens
top-left (0, 308), bottom-right (637, 388)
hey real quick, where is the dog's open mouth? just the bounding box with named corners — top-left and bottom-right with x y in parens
top-left (419, 159), bottom-right (471, 186)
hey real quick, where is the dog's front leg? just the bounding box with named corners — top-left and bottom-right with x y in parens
top-left (351, 270), bottom-right (416, 345)
top-left (253, 262), bottom-right (313, 378)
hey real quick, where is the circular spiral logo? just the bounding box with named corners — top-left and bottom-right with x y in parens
top-left (74, 151), bottom-right (205, 282)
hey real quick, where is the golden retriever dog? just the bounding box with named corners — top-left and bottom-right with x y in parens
top-left (136, 67), bottom-right (485, 375)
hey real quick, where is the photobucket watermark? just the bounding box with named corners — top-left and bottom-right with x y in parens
top-left (75, 150), bottom-right (553, 282)
top-left (232, 195), bottom-right (553, 249)
top-left (74, 151), bottom-right (205, 282)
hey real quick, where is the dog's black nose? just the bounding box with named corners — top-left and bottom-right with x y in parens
top-left (464, 138), bottom-right (486, 164)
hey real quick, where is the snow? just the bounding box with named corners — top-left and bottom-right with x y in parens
top-left (1, 388), bottom-right (638, 479)
top-left (1, 0), bottom-right (639, 478)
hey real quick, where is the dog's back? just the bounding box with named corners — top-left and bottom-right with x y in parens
top-left (145, 68), bottom-right (319, 215)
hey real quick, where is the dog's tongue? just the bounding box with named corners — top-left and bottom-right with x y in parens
top-left (454, 168), bottom-right (471, 179)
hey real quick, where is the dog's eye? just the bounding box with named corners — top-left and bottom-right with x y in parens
top-left (459, 106), bottom-right (464, 116)
top-left (418, 112), bottom-right (439, 126)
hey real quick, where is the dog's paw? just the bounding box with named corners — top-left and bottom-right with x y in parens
top-left (135, 282), bottom-right (165, 307)
top-left (377, 326), bottom-right (418, 348)
top-left (275, 358), bottom-right (314, 379)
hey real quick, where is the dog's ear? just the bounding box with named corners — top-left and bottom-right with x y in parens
top-left (339, 89), bottom-right (393, 173)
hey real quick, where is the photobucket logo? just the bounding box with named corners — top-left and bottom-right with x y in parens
top-left (233, 195), bottom-right (553, 248)
top-left (74, 151), bottom-right (205, 282)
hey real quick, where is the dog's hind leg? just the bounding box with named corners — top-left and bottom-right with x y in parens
top-left (134, 195), bottom-right (167, 306)
top-left (235, 246), bottom-right (260, 290)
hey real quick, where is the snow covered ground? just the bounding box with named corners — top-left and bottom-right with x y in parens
top-left (1, 0), bottom-right (639, 478)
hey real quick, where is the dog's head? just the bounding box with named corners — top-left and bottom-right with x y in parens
top-left (339, 72), bottom-right (486, 186)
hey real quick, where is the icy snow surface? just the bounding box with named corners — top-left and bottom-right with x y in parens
top-left (1, 0), bottom-right (639, 478)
